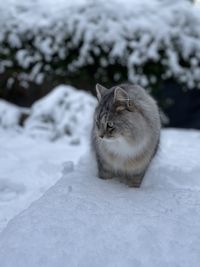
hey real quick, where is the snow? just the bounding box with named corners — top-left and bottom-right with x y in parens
top-left (0, 129), bottom-right (87, 233)
top-left (0, 100), bottom-right (28, 129)
top-left (0, 129), bottom-right (200, 266)
top-left (25, 85), bottom-right (96, 141)
top-left (0, 84), bottom-right (95, 232)
top-left (0, 0), bottom-right (200, 88)
top-left (0, 85), bottom-right (97, 141)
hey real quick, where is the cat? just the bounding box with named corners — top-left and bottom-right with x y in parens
top-left (91, 83), bottom-right (161, 187)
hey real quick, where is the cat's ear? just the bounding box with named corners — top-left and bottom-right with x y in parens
top-left (114, 87), bottom-right (134, 111)
top-left (114, 87), bottom-right (129, 102)
top-left (96, 84), bottom-right (107, 101)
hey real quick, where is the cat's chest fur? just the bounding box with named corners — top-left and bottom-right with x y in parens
top-left (100, 136), bottom-right (149, 173)
top-left (103, 137), bottom-right (137, 157)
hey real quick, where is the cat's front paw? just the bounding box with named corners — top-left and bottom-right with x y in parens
top-left (127, 179), bottom-right (141, 188)
top-left (98, 170), bottom-right (113, 180)
top-left (126, 174), bottom-right (144, 188)
top-left (98, 175), bottom-right (113, 180)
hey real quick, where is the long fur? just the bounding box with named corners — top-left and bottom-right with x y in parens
top-left (91, 84), bottom-right (161, 187)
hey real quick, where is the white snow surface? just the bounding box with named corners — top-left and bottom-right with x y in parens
top-left (0, 100), bottom-right (28, 129)
top-left (0, 85), bottom-right (96, 231)
top-left (0, 129), bottom-right (200, 267)
top-left (0, 129), bottom-right (87, 233)
top-left (0, 85), bottom-right (96, 233)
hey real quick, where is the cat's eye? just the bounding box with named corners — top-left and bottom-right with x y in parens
top-left (107, 122), bottom-right (114, 128)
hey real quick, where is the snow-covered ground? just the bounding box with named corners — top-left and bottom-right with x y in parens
top-left (0, 129), bottom-right (200, 266)
top-left (0, 84), bottom-right (200, 266)
top-left (0, 129), bottom-right (87, 233)
top-left (0, 85), bottom-right (96, 232)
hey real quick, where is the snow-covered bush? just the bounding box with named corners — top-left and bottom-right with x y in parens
top-left (25, 85), bottom-right (96, 141)
top-left (0, 85), bottom-right (96, 140)
top-left (0, 0), bottom-right (200, 94)
top-left (0, 100), bottom-right (29, 129)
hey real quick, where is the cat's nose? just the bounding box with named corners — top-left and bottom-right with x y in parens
top-left (99, 133), bottom-right (104, 139)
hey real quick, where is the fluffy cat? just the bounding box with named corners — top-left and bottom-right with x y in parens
top-left (91, 83), bottom-right (161, 187)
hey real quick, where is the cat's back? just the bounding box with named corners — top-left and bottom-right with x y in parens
top-left (115, 83), bottom-right (158, 110)
top-left (121, 84), bottom-right (160, 128)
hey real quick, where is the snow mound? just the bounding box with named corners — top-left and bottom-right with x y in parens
top-left (0, 129), bottom-right (200, 267)
top-left (0, 100), bottom-right (28, 129)
top-left (0, 85), bottom-right (97, 141)
top-left (25, 85), bottom-right (96, 141)
top-left (0, 179), bottom-right (25, 202)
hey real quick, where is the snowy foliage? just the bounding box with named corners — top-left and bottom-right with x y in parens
top-left (25, 85), bottom-right (97, 141)
top-left (0, 0), bottom-right (200, 90)
top-left (0, 100), bottom-right (29, 129)
top-left (0, 85), bottom-right (97, 141)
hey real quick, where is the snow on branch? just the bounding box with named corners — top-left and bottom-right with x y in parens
top-left (0, 0), bottom-right (200, 89)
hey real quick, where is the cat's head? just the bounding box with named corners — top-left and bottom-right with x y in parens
top-left (94, 83), bottom-right (139, 140)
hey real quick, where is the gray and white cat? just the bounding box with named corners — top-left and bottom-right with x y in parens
top-left (91, 83), bottom-right (161, 187)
